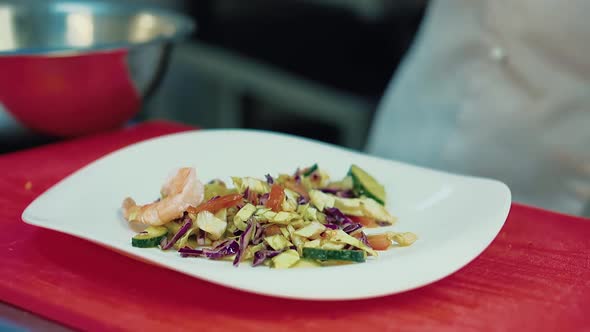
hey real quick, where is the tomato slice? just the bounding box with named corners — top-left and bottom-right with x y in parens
top-left (265, 184), bottom-right (285, 212)
top-left (349, 216), bottom-right (379, 228)
top-left (187, 193), bottom-right (243, 214)
top-left (367, 234), bottom-right (392, 250)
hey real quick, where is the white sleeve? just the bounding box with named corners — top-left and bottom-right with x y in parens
top-left (366, 0), bottom-right (590, 216)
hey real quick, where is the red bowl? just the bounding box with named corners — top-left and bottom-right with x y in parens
top-left (0, 1), bottom-right (194, 138)
top-left (0, 50), bottom-right (140, 137)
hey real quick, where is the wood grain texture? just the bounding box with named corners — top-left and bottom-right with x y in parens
top-left (0, 121), bottom-right (588, 332)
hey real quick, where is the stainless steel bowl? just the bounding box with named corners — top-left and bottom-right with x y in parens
top-left (0, 0), bottom-right (194, 138)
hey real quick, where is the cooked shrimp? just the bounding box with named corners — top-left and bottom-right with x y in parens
top-left (122, 167), bottom-right (204, 226)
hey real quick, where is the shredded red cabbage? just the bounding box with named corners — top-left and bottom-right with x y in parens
top-left (179, 239), bottom-right (239, 259)
top-left (252, 249), bottom-right (282, 267)
top-left (358, 231), bottom-right (370, 246)
top-left (251, 222), bottom-right (265, 244)
top-left (324, 207), bottom-right (363, 234)
top-left (209, 239), bottom-right (236, 251)
top-left (296, 195), bottom-right (308, 205)
top-left (233, 220), bottom-right (255, 266)
top-left (178, 247), bottom-right (201, 256)
top-left (324, 207), bottom-right (353, 226)
top-left (242, 187), bottom-right (250, 200)
top-left (265, 174), bottom-right (274, 184)
top-left (324, 223), bottom-right (338, 230)
top-left (259, 193), bottom-right (269, 206)
top-left (196, 229), bottom-right (207, 245)
top-left (319, 188), bottom-right (356, 198)
top-left (342, 223), bottom-right (363, 234)
top-left (162, 216), bottom-right (192, 250)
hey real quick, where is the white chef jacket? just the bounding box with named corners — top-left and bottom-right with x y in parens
top-left (366, 0), bottom-right (590, 216)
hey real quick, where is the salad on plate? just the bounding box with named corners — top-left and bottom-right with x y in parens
top-left (121, 164), bottom-right (416, 269)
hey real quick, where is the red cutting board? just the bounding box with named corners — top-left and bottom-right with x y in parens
top-left (0, 121), bottom-right (589, 332)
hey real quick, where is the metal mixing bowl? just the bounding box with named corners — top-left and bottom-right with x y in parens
top-left (0, 0), bottom-right (194, 138)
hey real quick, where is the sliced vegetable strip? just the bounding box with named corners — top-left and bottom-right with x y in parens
top-left (349, 216), bottom-right (379, 228)
top-left (128, 164), bottom-right (415, 269)
top-left (187, 193), bottom-right (243, 214)
top-left (265, 184), bottom-right (285, 212)
top-left (367, 234), bottom-right (391, 250)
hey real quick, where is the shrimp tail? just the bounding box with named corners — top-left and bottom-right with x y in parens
top-left (121, 167), bottom-right (204, 226)
top-left (122, 197), bottom-right (140, 222)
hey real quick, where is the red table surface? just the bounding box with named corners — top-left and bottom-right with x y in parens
top-left (0, 121), bottom-right (589, 332)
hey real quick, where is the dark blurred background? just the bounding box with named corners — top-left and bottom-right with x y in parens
top-left (0, 0), bottom-right (426, 153)
top-left (139, 0), bottom-right (426, 150)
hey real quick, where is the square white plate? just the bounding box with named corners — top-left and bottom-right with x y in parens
top-left (22, 129), bottom-right (511, 300)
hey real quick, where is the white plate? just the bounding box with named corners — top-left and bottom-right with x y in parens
top-left (22, 129), bottom-right (511, 300)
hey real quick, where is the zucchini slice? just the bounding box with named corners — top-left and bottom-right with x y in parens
top-left (132, 226), bottom-right (168, 248)
top-left (302, 248), bottom-right (366, 263)
top-left (302, 163), bottom-right (319, 176)
top-left (349, 164), bottom-right (386, 205)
